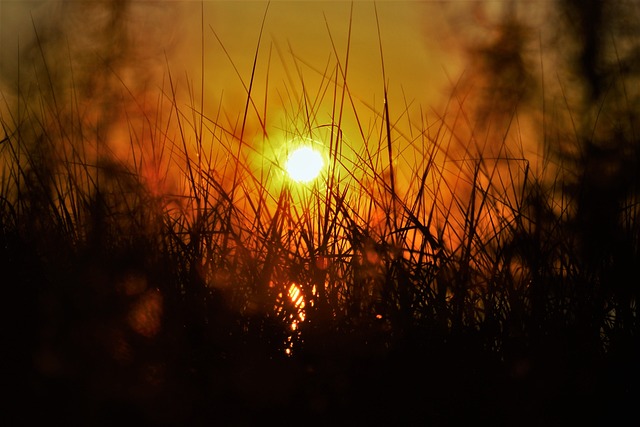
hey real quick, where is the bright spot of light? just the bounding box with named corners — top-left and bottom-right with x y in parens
top-left (288, 283), bottom-right (305, 309)
top-left (285, 146), bottom-right (324, 183)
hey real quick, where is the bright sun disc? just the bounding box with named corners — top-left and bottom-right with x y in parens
top-left (285, 146), bottom-right (324, 183)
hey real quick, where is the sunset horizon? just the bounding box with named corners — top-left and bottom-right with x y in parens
top-left (2, 1), bottom-right (638, 425)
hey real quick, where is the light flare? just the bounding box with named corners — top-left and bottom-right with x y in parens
top-left (282, 282), bottom-right (307, 356)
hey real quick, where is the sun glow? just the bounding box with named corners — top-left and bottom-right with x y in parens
top-left (285, 146), bottom-right (324, 183)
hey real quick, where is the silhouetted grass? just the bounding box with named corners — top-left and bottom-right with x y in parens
top-left (1, 1), bottom-right (638, 425)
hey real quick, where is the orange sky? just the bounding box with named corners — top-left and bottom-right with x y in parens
top-left (0, 1), bottom-right (551, 223)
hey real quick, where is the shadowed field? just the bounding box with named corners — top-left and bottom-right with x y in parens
top-left (1, 1), bottom-right (639, 425)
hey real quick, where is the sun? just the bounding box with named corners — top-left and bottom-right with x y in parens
top-left (285, 146), bottom-right (324, 183)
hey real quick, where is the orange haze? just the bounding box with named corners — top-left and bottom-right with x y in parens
top-left (1, 1), bottom-right (556, 248)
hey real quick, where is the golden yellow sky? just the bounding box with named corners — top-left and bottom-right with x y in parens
top-left (168, 1), bottom-right (466, 132)
top-left (1, 1), bottom-right (464, 118)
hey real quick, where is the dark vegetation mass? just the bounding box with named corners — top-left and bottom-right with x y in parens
top-left (2, 1), bottom-right (638, 425)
